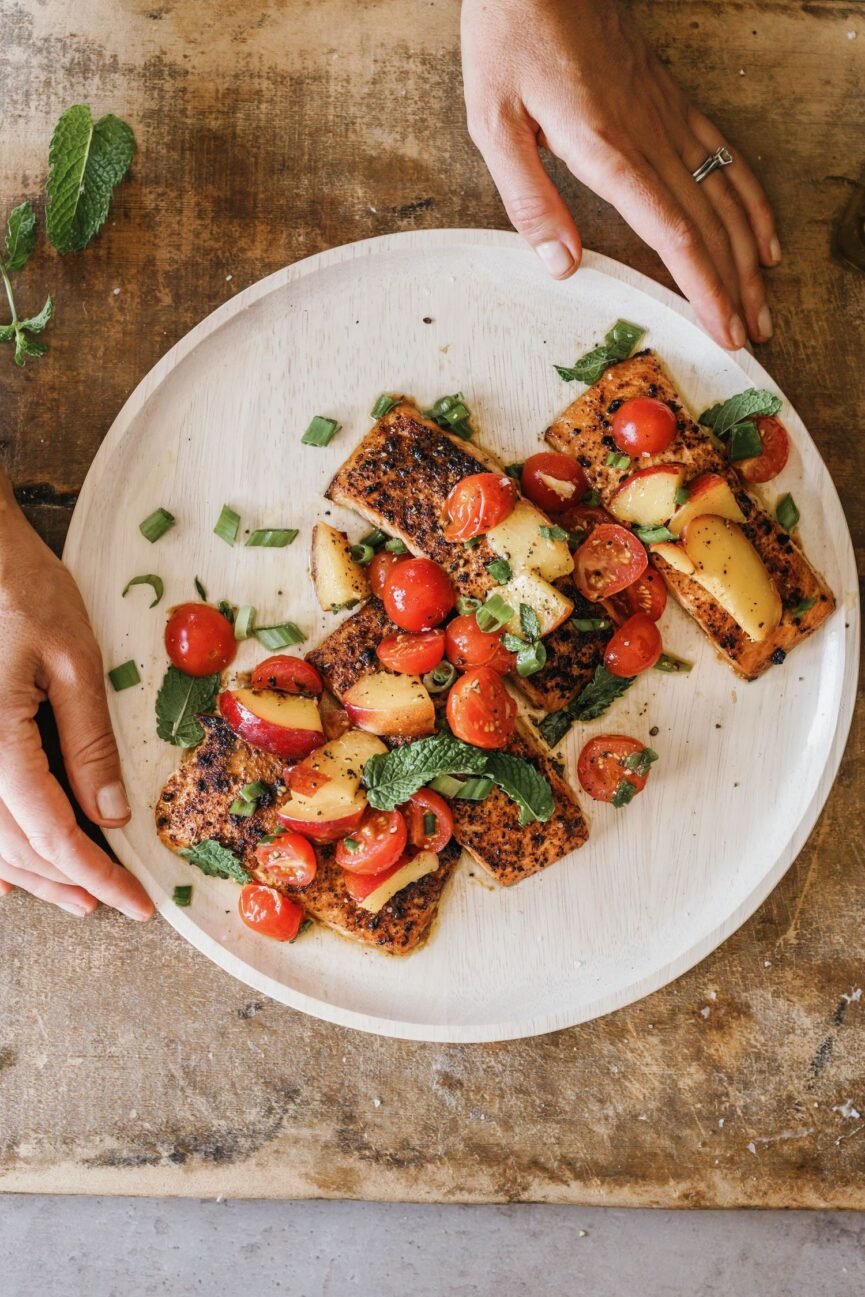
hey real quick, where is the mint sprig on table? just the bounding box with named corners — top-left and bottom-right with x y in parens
top-left (555, 320), bottom-right (645, 385)
top-left (179, 839), bottom-right (251, 885)
top-left (155, 666), bottom-right (221, 748)
top-left (537, 664), bottom-right (635, 749)
top-left (0, 203), bottom-right (54, 366)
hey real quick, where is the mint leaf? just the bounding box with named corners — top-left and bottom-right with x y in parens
top-left (698, 388), bottom-right (781, 440)
top-left (155, 665), bottom-right (220, 747)
top-left (4, 202), bottom-right (37, 272)
top-left (556, 319), bottom-right (645, 384)
top-left (19, 296), bottom-right (53, 333)
top-left (363, 733), bottom-right (488, 810)
top-left (178, 839), bottom-right (251, 884)
top-left (537, 664), bottom-right (635, 748)
top-left (46, 105), bottom-right (136, 254)
top-left (519, 603), bottom-right (541, 642)
top-left (485, 751), bottom-right (554, 825)
top-left (14, 332), bottom-right (46, 366)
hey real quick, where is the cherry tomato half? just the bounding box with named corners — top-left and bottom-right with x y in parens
top-left (335, 808), bottom-right (408, 876)
top-left (444, 614), bottom-right (516, 675)
top-left (521, 452), bottom-right (589, 515)
top-left (404, 789), bottom-right (454, 853)
top-left (376, 629), bottom-right (445, 675)
top-left (370, 550), bottom-right (408, 601)
top-left (446, 665), bottom-right (517, 749)
top-left (251, 654), bottom-right (323, 696)
top-left (738, 415), bottom-right (790, 484)
top-left (443, 472), bottom-right (517, 541)
top-left (573, 524), bottom-right (648, 601)
top-left (612, 566), bottom-right (668, 622)
top-left (165, 603), bottom-right (236, 677)
top-left (557, 500), bottom-right (615, 540)
top-left (254, 833), bottom-right (318, 889)
top-left (604, 613), bottom-right (663, 677)
top-left (612, 397), bottom-right (677, 457)
top-left (238, 884), bottom-right (305, 941)
top-left (577, 735), bottom-right (653, 805)
top-left (383, 558), bottom-right (454, 632)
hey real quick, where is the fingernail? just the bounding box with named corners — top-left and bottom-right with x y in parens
top-left (729, 314), bottom-right (747, 349)
top-left (757, 304), bottom-right (773, 340)
top-left (97, 781), bottom-right (131, 822)
top-left (60, 902), bottom-right (89, 917)
top-left (535, 240), bottom-right (575, 278)
top-left (768, 236), bottom-right (782, 265)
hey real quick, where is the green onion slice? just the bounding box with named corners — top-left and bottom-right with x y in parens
top-left (791, 596), bottom-right (817, 618)
top-left (582, 489), bottom-right (602, 508)
top-left (456, 596), bottom-right (481, 615)
top-left (342, 837), bottom-right (360, 852)
top-left (122, 574), bottom-right (164, 608)
top-left (776, 493), bottom-right (800, 532)
top-left (349, 542), bottom-right (376, 566)
top-left (572, 616), bottom-right (611, 632)
top-left (217, 599), bottom-right (236, 623)
top-left (504, 462), bottom-right (524, 481)
top-left (370, 393), bottom-right (399, 419)
top-left (240, 780), bottom-right (268, 800)
top-left (194, 576), bottom-right (207, 600)
top-left (622, 747), bottom-right (659, 779)
top-left (214, 505), bottom-right (240, 545)
top-left (424, 392), bottom-right (474, 440)
top-left (228, 797), bottom-right (256, 817)
top-left (486, 558), bottom-right (512, 584)
top-left (605, 452), bottom-right (631, 471)
top-left (245, 529), bottom-right (299, 548)
top-left (384, 537), bottom-right (409, 554)
top-left (423, 812), bottom-right (437, 836)
top-left (516, 641), bottom-right (547, 677)
top-left (654, 652), bottom-right (693, 674)
top-left (455, 775), bottom-right (495, 801)
top-left (234, 605), bottom-right (256, 640)
top-left (259, 829), bottom-right (287, 845)
top-left (611, 779), bottom-right (639, 809)
top-left (674, 486), bottom-right (690, 506)
top-left (423, 661), bottom-right (457, 694)
top-left (428, 774), bottom-right (465, 798)
top-left (254, 622), bottom-right (306, 650)
top-left (139, 508), bottom-right (175, 544)
top-left (634, 525), bottom-right (676, 545)
top-left (728, 422), bottom-right (763, 462)
top-left (539, 524), bottom-right (569, 541)
top-left (464, 537), bottom-right (481, 549)
top-left (302, 415), bottom-right (340, 447)
top-left (108, 660), bottom-right (141, 691)
top-left (360, 527), bottom-right (387, 550)
top-left (475, 593), bottom-right (515, 634)
top-left (172, 885), bottom-right (193, 907)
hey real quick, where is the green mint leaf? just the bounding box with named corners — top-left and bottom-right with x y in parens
top-left (155, 665), bottom-right (220, 748)
top-left (519, 603), bottom-right (541, 642)
top-left (728, 421), bottom-right (763, 462)
top-left (555, 320), bottom-right (645, 385)
top-left (19, 295), bottom-right (53, 333)
top-left (501, 632), bottom-right (525, 653)
top-left (0, 324), bottom-right (15, 343)
top-left (363, 733), bottom-right (489, 811)
top-left (4, 201), bottom-right (37, 272)
top-left (178, 839), bottom-right (251, 884)
top-left (46, 105), bottom-right (136, 254)
top-left (697, 388), bottom-right (781, 439)
top-left (537, 664), bottom-right (634, 748)
top-left (485, 751), bottom-right (554, 825)
top-left (14, 331), bottom-right (46, 366)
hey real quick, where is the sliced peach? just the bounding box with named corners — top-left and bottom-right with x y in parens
top-left (667, 472), bottom-right (746, 537)
top-left (343, 671), bottom-right (436, 739)
top-left (649, 540), bottom-right (696, 576)
top-left (609, 464), bottom-right (685, 528)
top-left (218, 689), bottom-right (324, 759)
top-left (682, 515), bottom-right (782, 642)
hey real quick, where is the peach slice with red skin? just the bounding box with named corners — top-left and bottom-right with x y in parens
top-left (609, 464), bottom-right (685, 528)
top-left (681, 515), bottom-right (782, 642)
top-left (218, 689), bottom-right (324, 759)
top-left (343, 671), bottom-right (436, 739)
top-left (667, 473), bottom-right (746, 537)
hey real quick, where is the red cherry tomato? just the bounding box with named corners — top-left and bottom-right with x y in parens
top-left (443, 473), bottom-right (517, 541)
top-left (370, 550), bottom-right (408, 600)
top-left (383, 558), bottom-right (454, 632)
top-left (612, 397), bottom-right (677, 456)
top-left (286, 763), bottom-right (332, 798)
top-left (604, 613), bottom-right (663, 677)
top-left (404, 789), bottom-right (454, 852)
top-left (613, 566), bottom-right (668, 622)
top-left (376, 629), bottom-right (446, 675)
top-left (573, 524), bottom-right (648, 601)
top-left (446, 665), bottom-right (517, 749)
top-left (238, 884), bottom-right (305, 941)
top-left (520, 452), bottom-right (589, 515)
top-left (164, 603), bottom-right (236, 677)
top-left (341, 855), bottom-right (409, 905)
top-left (251, 655), bottom-right (323, 696)
top-left (738, 415), bottom-right (790, 484)
top-left (444, 614), bottom-right (516, 675)
top-left (557, 500), bottom-right (615, 540)
top-left (254, 833), bottom-right (318, 889)
top-left (335, 808), bottom-right (408, 876)
top-left (578, 735), bottom-right (653, 805)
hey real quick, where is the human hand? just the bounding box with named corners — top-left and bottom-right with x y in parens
top-left (461, 0), bottom-right (780, 349)
top-left (0, 481), bottom-right (153, 920)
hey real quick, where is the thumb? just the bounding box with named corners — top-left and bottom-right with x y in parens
top-left (470, 114), bottom-right (582, 279)
top-left (46, 646), bottom-right (131, 827)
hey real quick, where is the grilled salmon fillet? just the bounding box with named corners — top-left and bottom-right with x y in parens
top-left (306, 599), bottom-right (589, 885)
top-left (545, 352), bottom-right (835, 679)
top-left (155, 715), bottom-right (459, 955)
top-left (515, 575), bottom-right (612, 711)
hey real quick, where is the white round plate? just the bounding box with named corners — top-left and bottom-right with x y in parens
top-left (64, 230), bottom-right (858, 1043)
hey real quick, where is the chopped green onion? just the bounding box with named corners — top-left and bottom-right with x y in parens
top-left (424, 392), bottom-right (474, 440)
top-left (728, 422), bottom-right (763, 461)
top-left (674, 485), bottom-right (690, 507)
top-left (622, 747), bottom-right (659, 779)
top-left (254, 623), bottom-right (306, 650)
top-left (194, 576), bottom-right (207, 600)
top-left (464, 536), bottom-right (481, 549)
top-left (654, 652), bottom-right (693, 674)
top-left (791, 596), bottom-right (817, 619)
top-left (428, 774), bottom-right (465, 798)
top-left (475, 593), bottom-right (515, 633)
top-left (487, 558), bottom-right (512, 584)
top-left (454, 775), bottom-right (494, 801)
top-left (568, 528), bottom-right (588, 550)
top-left (370, 393), bottom-right (400, 419)
top-left (582, 489), bottom-right (602, 508)
top-left (240, 780), bottom-right (269, 800)
top-left (504, 462), bottom-right (524, 481)
top-left (259, 829), bottom-right (287, 844)
top-left (234, 605), bottom-right (256, 640)
top-left (423, 812), bottom-right (437, 837)
top-left (330, 599), bottom-right (360, 613)
top-left (217, 599), bottom-right (235, 623)
top-left (214, 504), bottom-right (240, 545)
top-left (516, 641), bottom-right (547, 677)
top-left (122, 574), bottom-right (164, 608)
top-left (634, 525), bottom-right (676, 545)
top-left (361, 527), bottom-right (388, 549)
top-left (572, 616), bottom-right (611, 633)
top-left (539, 524), bottom-right (569, 541)
top-left (776, 493), bottom-right (800, 532)
top-left (342, 837), bottom-right (360, 852)
top-left (108, 660), bottom-right (141, 691)
top-left (139, 507), bottom-right (175, 543)
top-left (611, 779), bottom-right (639, 809)
top-left (456, 596), bottom-right (481, 615)
top-left (229, 797), bottom-right (256, 817)
top-left (349, 542), bottom-right (376, 566)
top-left (384, 537), bottom-right (409, 554)
top-left (245, 529), bottom-right (299, 548)
top-left (423, 661), bottom-right (457, 694)
top-left (302, 415), bottom-right (340, 447)
top-left (172, 885), bottom-right (193, 907)
top-left (605, 452), bottom-right (631, 471)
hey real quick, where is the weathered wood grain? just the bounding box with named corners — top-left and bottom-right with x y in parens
top-left (0, 0), bottom-right (863, 1203)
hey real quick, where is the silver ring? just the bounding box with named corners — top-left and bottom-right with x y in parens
top-left (692, 146), bottom-right (733, 184)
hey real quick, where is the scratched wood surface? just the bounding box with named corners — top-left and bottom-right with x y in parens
top-left (0, 0), bottom-right (863, 1204)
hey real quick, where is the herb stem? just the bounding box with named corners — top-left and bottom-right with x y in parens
top-left (0, 260), bottom-right (19, 329)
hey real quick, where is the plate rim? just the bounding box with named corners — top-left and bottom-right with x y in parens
top-left (63, 228), bottom-right (861, 1042)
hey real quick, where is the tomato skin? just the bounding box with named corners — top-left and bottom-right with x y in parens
top-left (383, 558), bottom-right (455, 632)
top-left (443, 473), bottom-right (517, 541)
top-left (335, 809), bottom-right (408, 875)
top-left (251, 655), bottom-right (323, 697)
top-left (738, 416), bottom-right (790, 484)
top-left (612, 566), bottom-right (668, 622)
top-left (446, 665), bottom-right (517, 749)
top-left (444, 614), bottom-right (516, 674)
top-left (254, 833), bottom-right (318, 889)
top-left (573, 524), bottom-right (648, 601)
top-left (370, 550), bottom-right (408, 601)
top-left (404, 789), bottom-right (454, 852)
top-left (238, 884), bottom-right (305, 941)
top-left (286, 764), bottom-right (332, 798)
top-left (521, 452), bottom-right (589, 514)
top-left (376, 630), bottom-right (445, 675)
top-left (578, 735), bottom-right (651, 805)
top-left (164, 603), bottom-right (236, 676)
top-left (604, 613), bottom-right (663, 677)
top-left (612, 397), bottom-right (678, 456)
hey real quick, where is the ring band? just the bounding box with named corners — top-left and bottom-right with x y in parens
top-left (692, 146), bottom-right (733, 184)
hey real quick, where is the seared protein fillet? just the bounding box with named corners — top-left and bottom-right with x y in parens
top-left (307, 599), bottom-right (589, 886)
top-left (156, 715), bottom-right (459, 954)
top-left (515, 575), bottom-right (613, 712)
top-left (545, 352), bottom-right (835, 679)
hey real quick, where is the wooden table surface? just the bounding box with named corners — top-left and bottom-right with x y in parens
top-left (1, 0), bottom-right (863, 1205)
